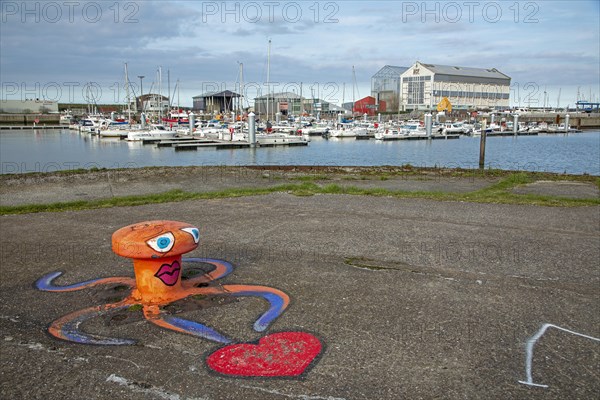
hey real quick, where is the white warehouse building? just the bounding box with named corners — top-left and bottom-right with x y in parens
top-left (372, 61), bottom-right (511, 112)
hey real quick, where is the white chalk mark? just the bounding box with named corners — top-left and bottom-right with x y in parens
top-left (0, 315), bottom-right (20, 323)
top-left (105, 355), bottom-right (142, 369)
top-left (106, 374), bottom-right (208, 400)
top-left (519, 323), bottom-right (600, 388)
top-left (241, 385), bottom-right (347, 400)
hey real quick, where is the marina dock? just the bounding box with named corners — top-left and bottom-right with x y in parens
top-left (377, 134), bottom-right (461, 141)
top-left (143, 136), bottom-right (308, 150)
top-left (0, 125), bottom-right (66, 130)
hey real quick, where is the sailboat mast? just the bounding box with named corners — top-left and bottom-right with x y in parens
top-left (352, 66), bottom-right (355, 106)
top-left (266, 39), bottom-right (271, 121)
top-left (167, 69), bottom-right (171, 109)
top-left (352, 66), bottom-right (360, 115)
top-left (239, 62), bottom-right (244, 132)
top-left (124, 62), bottom-right (131, 122)
top-left (239, 62), bottom-right (244, 115)
top-left (299, 82), bottom-right (303, 120)
top-left (158, 66), bottom-right (162, 121)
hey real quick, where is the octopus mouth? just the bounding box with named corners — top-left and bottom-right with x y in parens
top-left (154, 261), bottom-right (181, 286)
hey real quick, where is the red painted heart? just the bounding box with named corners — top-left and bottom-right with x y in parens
top-left (206, 332), bottom-right (322, 377)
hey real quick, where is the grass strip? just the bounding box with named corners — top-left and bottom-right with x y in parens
top-left (1, 174), bottom-right (598, 215)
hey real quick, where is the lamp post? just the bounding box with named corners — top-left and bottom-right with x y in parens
top-left (138, 75), bottom-right (145, 113)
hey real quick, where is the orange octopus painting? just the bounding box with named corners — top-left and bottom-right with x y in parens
top-left (36, 220), bottom-right (322, 377)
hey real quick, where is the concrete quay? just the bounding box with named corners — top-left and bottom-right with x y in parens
top-left (1, 167), bottom-right (598, 399)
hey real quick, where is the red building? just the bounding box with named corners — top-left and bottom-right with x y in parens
top-left (353, 96), bottom-right (386, 116)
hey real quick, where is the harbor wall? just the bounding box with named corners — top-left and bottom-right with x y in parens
top-left (442, 113), bottom-right (600, 129)
top-left (513, 113), bottom-right (600, 129)
top-left (0, 114), bottom-right (60, 125)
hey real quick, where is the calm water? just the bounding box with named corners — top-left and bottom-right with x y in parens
top-left (1, 129), bottom-right (599, 175)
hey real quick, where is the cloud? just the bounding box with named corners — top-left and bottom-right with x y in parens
top-left (1, 1), bottom-right (598, 106)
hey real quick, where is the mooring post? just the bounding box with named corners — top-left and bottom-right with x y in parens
top-left (565, 114), bottom-right (570, 132)
top-left (425, 113), bottom-right (432, 137)
top-left (479, 119), bottom-right (487, 169)
top-left (513, 113), bottom-right (519, 135)
top-left (189, 112), bottom-right (195, 135)
top-left (248, 112), bottom-right (256, 147)
top-left (112, 220), bottom-right (199, 304)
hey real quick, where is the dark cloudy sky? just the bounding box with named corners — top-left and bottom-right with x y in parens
top-left (1, 0), bottom-right (598, 107)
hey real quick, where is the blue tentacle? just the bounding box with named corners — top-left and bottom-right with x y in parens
top-left (157, 315), bottom-right (233, 344)
top-left (36, 271), bottom-right (134, 292)
top-left (50, 303), bottom-right (137, 345)
top-left (224, 286), bottom-right (289, 332)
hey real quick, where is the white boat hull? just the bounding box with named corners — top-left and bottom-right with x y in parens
top-left (126, 130), bottom-right (177, 141)
top-left (255, 133), bottom-right (308, 145)
top-left (99, 130), bottom-right (127, 138)
top-left (329, 127), bottom-right (367, 138)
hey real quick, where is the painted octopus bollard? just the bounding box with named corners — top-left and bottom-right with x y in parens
top-left (111, 220), bottom-right (200, 305)
top-left (35, 220), bottom-right (322, 377)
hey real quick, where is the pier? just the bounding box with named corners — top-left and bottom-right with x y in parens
top-left (377, 134), bottom-right (461, 141)
top-left (480, 131), bottom-right (539, 137)
top-left (143, 136), bottom-right (308, 150)
top-left (495, 113), bottom-right (600, 130)
top-left (0, 125), bottom-right (66, 130)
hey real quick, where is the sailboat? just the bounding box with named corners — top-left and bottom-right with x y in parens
top-left (162, 79), bottom-right (189, 126)
top-left (99, 63), bottom-right (133, 138)
top-left (329, 66), bottom-right (367, 138)
top-left (254, 39), bottom-right (308, 145)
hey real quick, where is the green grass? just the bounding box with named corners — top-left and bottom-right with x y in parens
top-left (0, 183), bottom-right (319, 214)
top-left (1, 173), bottom-right (598, 215)
top-left (289, 174), bottom-right (332, 182)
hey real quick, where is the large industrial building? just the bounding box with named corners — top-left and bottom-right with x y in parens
top-left (0, 99), bottom-right (58, 113)
top-left (192, 90), bottom-right (240, 114)
top-left (371, 65), bottom-right (409, 111)
top-left (254, 92), bottom-right (346, 118)
top-left (133, 94), bottom-right (169, 114)
top-left (371, 61), bottom-right (511, 111)
top-left (254, 92), bottom-right (302, 117)
top-left (353, 96), bottom-right (387, 116)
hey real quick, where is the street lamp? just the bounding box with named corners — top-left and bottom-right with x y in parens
top-left (138, 75), bottom-right (145, 112)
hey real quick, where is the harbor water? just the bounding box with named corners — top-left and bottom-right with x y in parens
top-left (1, 129), bottom-right (599, 175)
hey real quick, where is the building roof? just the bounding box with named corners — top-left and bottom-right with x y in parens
top-left (325, 103), bottom-right (348, 112)
top-left (416, 62), bottom-right (510, 79)
top-left (137, 93), bottom-right (169, 101)
top-left (372, 65), bottom-right (409, 78)
top-left (193, 90), bottom-right (240, 99)
top-left (255, 91), bottom-right (304, 100)
top-left (355, 96), bottom-right (376, 103)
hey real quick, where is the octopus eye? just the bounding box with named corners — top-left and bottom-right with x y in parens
top-left (146, 232), bottom-right (175, 253)
top-left (181, 227), bottom-right (200, 244)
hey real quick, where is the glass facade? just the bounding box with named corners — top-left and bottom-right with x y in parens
top-left (374, 63), bottom-right (511, 111)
